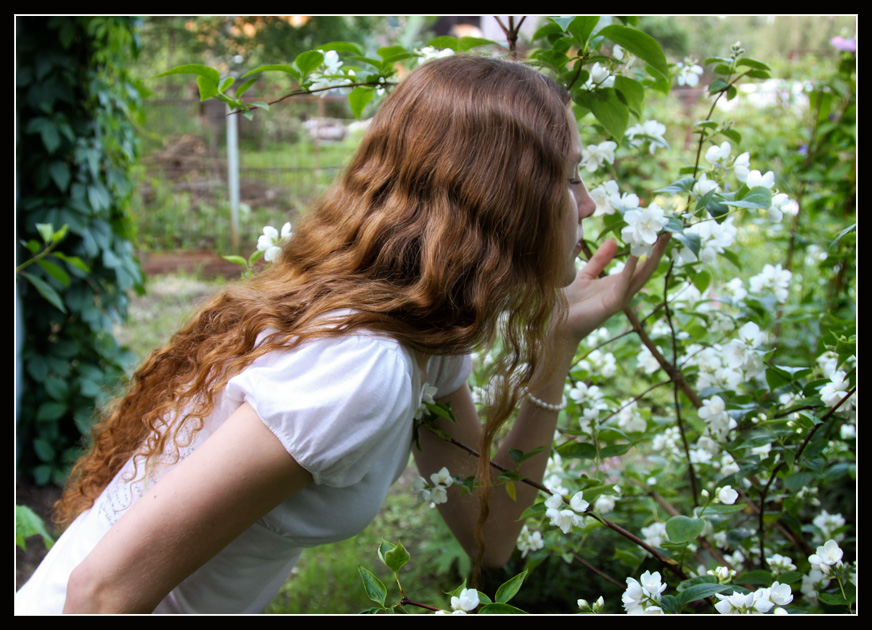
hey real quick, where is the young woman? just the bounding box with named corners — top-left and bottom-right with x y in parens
top-left (16, 54), bottom-right (668, 614)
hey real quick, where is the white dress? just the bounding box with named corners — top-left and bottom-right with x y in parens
top-left (15, 331), bottom-right (472, 614)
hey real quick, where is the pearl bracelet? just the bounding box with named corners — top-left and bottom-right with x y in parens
top-left (524, 389), bottom-right (567, 412)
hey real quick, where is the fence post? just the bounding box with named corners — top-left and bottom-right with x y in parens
top-left (226, 103), bottom-right (240, 251)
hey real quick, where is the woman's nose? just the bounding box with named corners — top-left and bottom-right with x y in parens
top-left (577, 185), bottom-right (596, 220)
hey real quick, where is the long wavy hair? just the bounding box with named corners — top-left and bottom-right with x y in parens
top-left (55, 54), bottom-right (574, 549)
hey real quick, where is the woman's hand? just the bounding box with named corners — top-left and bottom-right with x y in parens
top-left (559, 234), bottom-right (671, 345)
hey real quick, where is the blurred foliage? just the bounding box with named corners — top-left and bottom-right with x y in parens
top-left (16, 16), bottom-right (145, 485)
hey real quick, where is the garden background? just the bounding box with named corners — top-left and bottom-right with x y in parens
top-left (16, 16), bottom-right (856, 614)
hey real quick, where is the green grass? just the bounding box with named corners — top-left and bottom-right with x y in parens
top-left (266, 489), bottom-right (468, 614)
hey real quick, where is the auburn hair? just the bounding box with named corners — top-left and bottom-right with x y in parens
top-left (55, 54), bottom-right (574, 563)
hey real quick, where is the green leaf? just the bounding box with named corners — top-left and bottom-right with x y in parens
top-left (235, 77), bottom-right (259, 98)
top-left (19, 271), bottom-right (66, 313)
top-left (317, 41), bottom-right (364, 55)
top-left (36, 259), bottom-right (70, 286)
top-left (241, 64), bottom-right (300, 82)
top-left (736, 57), bottom-right (771, 71)
top-left (348, 86), bottom-right (375, 120)
top-left (294, 50), bottom-right (325, 78)
top-left (674, 231), bottom-right (702, 258)
top-left (695, 503), bottom-right (744, 516)
top-left (196, 74), bottom-right (219, 101)
top-left (561, 16), bottom-right (601, 49)
top-left (222, 255), bottom-right (248, 267)
top-left (36, 401), bottom-right (67, 422)
top-left (36, 223), bottom-right (55, 243)
top-left (614, 75), bottom-right (645, 117)
top-left (16, 505), bottom-right (54, 551)
top-left (494, 571), bottom-right (527, 604)
top-left (358, 566), bottom-right (387, 607)
top-left (557, 441), bottom-right (598, 460)
top-left (596, 24), bottom-right (669, 80)
top-left (33, 438), bottom-right (56, 462)
top-left (654, 177), bottom-right (694, 194)
top-left (675, 582), bottom-right (731, 608)
top-left (688, 267), bottom-right (711, 294)
top-left (478, 602), bottom-right (527, 614)
top-left (665, 515), bottom-right (705, 543)
top-left (586, 87), bottom-right (629, 140)
top-left (153, 65), bottom-right (222, 103)
top-left (379, 540), bottom-right (410, 573)
top-left (726, 186), bottom-right (772, 210)
top-left (48, 161), bottom-right (71, 192)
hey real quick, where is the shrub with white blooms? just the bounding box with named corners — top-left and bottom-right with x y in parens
top-left (191, 18), bottom-right (854, 615)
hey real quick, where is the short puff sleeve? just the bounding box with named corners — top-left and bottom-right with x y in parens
top-left (225, 334), bottom-right (416, 488)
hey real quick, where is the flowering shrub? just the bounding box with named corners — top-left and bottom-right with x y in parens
top-left (162, 17), bottom-right (855, 614)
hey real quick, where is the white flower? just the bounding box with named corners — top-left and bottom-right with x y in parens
top-left (421, 382), bottom-right (438, 405)
top-left (430, 466), bottom-right (453, 488)
top-left (813, 510), bottom-right (846, 541)
top-left (745, 169), bottom-right (776, 189)
top-left (622, 571), bottom-right (666, 613)
top-left (416, 46), bottom-right (454, 65)
top-left (733, 151), bottom-right (751, 182)
top-left (625, 120), bottom-right (668, 154)
top-left (581, 141), bottom-right (617, 171)
top-left (621, 202), bottom-right (669, 257)
top-left (412, 476), bottom-right (431, 504)
top-left (640, 571), bottom-right (667, 599)
top-left (640, 522), bottom-right (667, 548)
top-left (570, 491), bottom-right (590, 513)
top-left (819, 370), bottom-right (850, 406)
top-left (699, 395), bottom-right (736, 441)
top-left (766, 553), bottom-right (797, 574)
top-left (813, 539), bottom-right (844, 567)
top-left (591, 180), bottom-right (621, 215)
top-left (256, 222), bottom-right (292, 262)
top-left (676, 216), bottom-right (738, 265)
top-left (707, 565), bottom-right (736, 583)
top-left (693, 173), bottom-right (720, 196)
top-left (429, 484), bottom-right (448, 504)
top-left (717, 485), bottom-right (738, 505)
top-left (767, 192), bottom-right (793, 222)
top-left (768, 582), bottom-right (794, 606)
top-left (714, 590), bottom-right (774, 614)
top-left (737, 321), bottom-right (764, 347)
top-left (321, 50), bottom-right (343, 72)
top-left (749, 263), bottom-right (791, 302)
top-left (584, 62), bottom-right (615, 90)
top-left (517, 526), bottom-right (544, 558)
top-left (594, 493), bottom-right (617, 514)
top-left (676, 60), bottom-right (704, 86)
top-left (450, 588), bottom-right (480, 612)
top-left (705, 141), bottom-right (732, 168)
top-left (547, 507), bottom-right (584, 534)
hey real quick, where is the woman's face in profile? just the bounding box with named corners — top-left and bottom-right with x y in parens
top-left (561, 107), bottom-right (596, 286)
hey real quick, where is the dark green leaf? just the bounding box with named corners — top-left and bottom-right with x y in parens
top-left (19, 271), bottom-right (66, 313)
top-left (675, 582), bottom-right (732, 607)
top-left (478, 602), bottom-right (527, 614)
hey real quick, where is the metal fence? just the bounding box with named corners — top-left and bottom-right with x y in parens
top-left (135, 95), bottom-right (359, 253)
